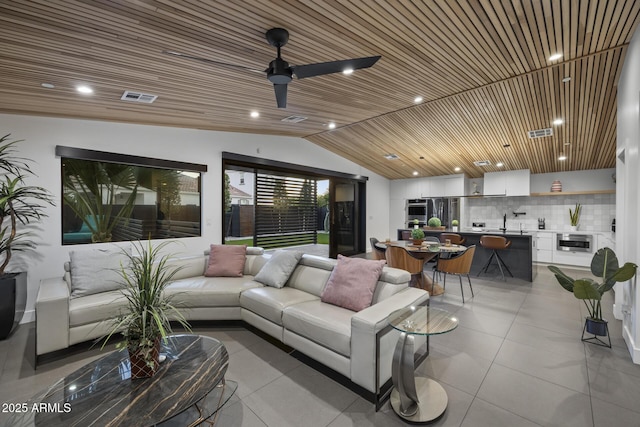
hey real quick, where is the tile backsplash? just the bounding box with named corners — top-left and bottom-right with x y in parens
top-left (463, 193), bottom-right (615, 232)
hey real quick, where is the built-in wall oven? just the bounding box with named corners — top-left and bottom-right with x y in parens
top-left (556, 233), bottom-right (593, 252)
top-left (406, 199), bottom-right (428, 226)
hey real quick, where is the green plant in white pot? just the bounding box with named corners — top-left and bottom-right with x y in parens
top-left (103, 240), bottom-right (191, 378)
top-left (451, 219), bottom-right (459, 231)
top-left (569, 203), bottom-right (581, 231)
top-left (548, 247), bottom-right (636, 346)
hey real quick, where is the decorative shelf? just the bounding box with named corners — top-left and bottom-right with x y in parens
top-left (530, 190), bottom-right (615, 196)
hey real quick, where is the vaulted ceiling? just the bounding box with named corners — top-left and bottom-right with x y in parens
top-left (1, 1), bottom-right (638, 179)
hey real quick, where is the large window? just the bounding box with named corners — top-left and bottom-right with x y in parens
top-left (58, 146), bottom-right (205, 245)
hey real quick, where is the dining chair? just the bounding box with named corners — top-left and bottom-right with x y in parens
top-left (434, 245), bottom-right (476, 303)
top-left (385, 246), bottom-right (426, 290)
top-left (440, 233), bottom-right (466, 245)
top-left (369, 237), bottom-right (386, 261)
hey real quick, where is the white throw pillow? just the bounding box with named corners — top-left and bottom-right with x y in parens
top-left (69, 248), bottom-right (129, 298)
top-left (254, 250), bottom-right (302, 288)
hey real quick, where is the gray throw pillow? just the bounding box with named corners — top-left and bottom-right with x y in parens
top-left (254, 250), bottom-right (302, 288)
top-left (69, 248), bottom-right (129, 298)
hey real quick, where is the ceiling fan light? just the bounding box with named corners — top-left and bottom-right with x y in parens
top-left (342, 68), bottom-right (354, 75)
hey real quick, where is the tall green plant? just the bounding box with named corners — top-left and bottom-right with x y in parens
top-left (548, 247), bottom-right (637, 321)
top-left (569, 203), bottom-right (581, 226)
top-left (0, 134), bottom-right (54, 275)
top-left (63, 159), bottom-right (138, 242)
top-left (103, 240), bottom-right (191, 368)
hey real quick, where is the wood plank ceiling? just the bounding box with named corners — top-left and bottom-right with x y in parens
top-left (0, 0), bottom-right (638, 179)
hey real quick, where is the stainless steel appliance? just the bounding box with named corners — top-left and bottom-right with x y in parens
top-left (406, 199), bottom-right (427, 226)
top-left (556, 233), bottom-right (593, 252)
top-left (406, 198), bottom-right (459, 228)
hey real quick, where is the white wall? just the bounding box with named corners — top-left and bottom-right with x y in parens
top-left (616, 25), bottom-right (640, 363)
top-left (0, 114), bottom-right (390, 322)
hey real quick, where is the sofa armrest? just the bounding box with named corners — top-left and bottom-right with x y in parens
top-left (350, 287), bottom-right (429, 393)
top-left (36, 277), bottom-right (70, 356)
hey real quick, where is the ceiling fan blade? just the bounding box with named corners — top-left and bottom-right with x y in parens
top-left (274, 84), bottom-right (288, 108)
top-left (292, 55), bottom-right (381, 79)
top-left (162, 50), bottom-right (264, 74)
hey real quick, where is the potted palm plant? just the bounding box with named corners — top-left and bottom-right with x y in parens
top-left (0, 134), bottom-right (54, 339)
top-left (103, 240), bottom-right (191, 378)
top-left (548, 247), bottom-right (636, 346)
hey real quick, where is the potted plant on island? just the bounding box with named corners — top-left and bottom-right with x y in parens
top-left (412, 218), bottom-right (420, 229)
top-left (410, 227), bottom-right (425, 246)
top-left (569, 203), bottom-right (581, 231)
top-left (0, 134), bottom-right (54, 339)
top-left (451, 219), bottom-right (459, 232)
top-left (548, 247), bottom-right (636, 347)
top-left (103, 240), bottom-right (191, 378)
top-left (426, 217), bottom-right (444, 230)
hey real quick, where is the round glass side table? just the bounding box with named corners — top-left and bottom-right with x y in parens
top-left (388, 306), bottom-right (458, 422)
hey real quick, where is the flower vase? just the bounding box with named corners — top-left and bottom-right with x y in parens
top-left (129, 338), bottom-right (161, 379)
top-left (570, 225), bottom-right (578, 232)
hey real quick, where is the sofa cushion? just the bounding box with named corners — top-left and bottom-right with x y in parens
top-left (205, 244), bottom-right (246, 277)
top-left (321, 255), bottom-right (385, 312)
top-left (286, 255), bottom-right (335, 296)
top-left (69, 291), bottom-right (128, 327)
top-left (282, 300), bottom-right (353, 357)
top-left (240, 287), bottom-right (318, 325)
top-left (69, 248), bottom-right (129, 298)
top-left (165, 276), bottom-right (262, 307)
top-left (254, 250), bottom-right (302, 288)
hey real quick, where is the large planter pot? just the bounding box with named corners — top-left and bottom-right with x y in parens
top-left (585, 318), bottom-right (608, 336)
top-left (128, 338), bottom-right (161, 379)
top-left (0, 272), bottom-right (27, 340)
top-left (411, 239), bottom-right (424, 246)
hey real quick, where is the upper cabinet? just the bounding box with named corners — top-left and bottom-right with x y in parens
top-left (390, 174), bottom-right (466, 198)
top-left (483, 170), bottom-right (530, 196)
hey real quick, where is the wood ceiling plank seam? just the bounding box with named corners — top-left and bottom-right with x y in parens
top-left (582, 0), bottom-right (600, 56)
top-left (581, 54), bottom-right (600, 167)
top-left (480, 0), bottom-right (529, 75)
top-left (573, 0), bottom-right (586, 57)
top-left (595, 0), bottom-right (621, 52)
top-left (512, 77), bottom-right (546, 172)
top-left (611, 0), bottom-right (640, 45)
top-left (562, 0), bottom-right (571, 60)
top-left (490, 82), bottom-right (524, 151)
top-left (359, 0), bottom-right (491, 89)
top-left (515, 0), bottom-right (545, 70)
top-left (600, 0), bottom-right (631, 48)
top-left (434, 0), bottom-right (514, 81)
top-left (575, 55), bottom-right (593, 168)
top-left (500, 0), bottom-right (539, 70)
top-left (592, 51), bottom-right (617, 158)
top-left (532, 0), bottom-right (553, 61)
top-left (551, 0), bottom-right (564, 58)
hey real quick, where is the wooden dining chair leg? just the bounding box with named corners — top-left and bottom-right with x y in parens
top-left (467, 274), bottom-right (474, 298)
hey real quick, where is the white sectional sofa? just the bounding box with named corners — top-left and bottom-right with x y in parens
top-left (36, 247), bottom-right (429, 402)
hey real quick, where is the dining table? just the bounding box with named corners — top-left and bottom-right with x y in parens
top-left (381, 240), bottom-right (466, 296)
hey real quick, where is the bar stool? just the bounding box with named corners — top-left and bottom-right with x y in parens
top-left (439, 233), bottom-right (466, 245)
top-left (478, 235), bottom-right (513, 280)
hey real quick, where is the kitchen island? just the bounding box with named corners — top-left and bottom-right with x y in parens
top-left (397, 229), bottom-right (535, 282)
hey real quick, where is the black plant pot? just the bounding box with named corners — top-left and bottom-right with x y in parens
top-left (585, 318), bottom-right (608, 336)
top-left (0, 272), bottom-right (27, 339)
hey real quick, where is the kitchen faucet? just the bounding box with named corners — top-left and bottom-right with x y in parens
top-left (500, 213), bottom-right (507, 232)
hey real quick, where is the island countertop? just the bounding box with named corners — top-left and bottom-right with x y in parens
top-left (397, 229), bottom-right (534, 282)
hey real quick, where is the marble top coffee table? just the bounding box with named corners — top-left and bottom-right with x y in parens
top-left (7, 334), bottom-right (235, 426)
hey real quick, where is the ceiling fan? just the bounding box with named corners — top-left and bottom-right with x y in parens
top-left (164, 28), bottom-right (381, 109)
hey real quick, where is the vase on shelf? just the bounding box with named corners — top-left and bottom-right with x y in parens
top-left (570, 225), bottom-right (578, 232)
top-left (551, 180), bottom-right (562, 192)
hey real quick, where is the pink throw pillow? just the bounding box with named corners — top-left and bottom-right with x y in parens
top-left (205, 244), bottom-right (247, 277)
top-left (321, 255), bottom-right (386, 312)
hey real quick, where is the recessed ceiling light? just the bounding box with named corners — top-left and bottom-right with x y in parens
top-left (250, 111), bottom-right (260, 118)
top-left (41, 83), bottom-right (55, 89)
top-left (549, 53), bottom-right (563, 61)
top-left (553, 119), bottom-right (564, 125)
top-left (558, 155), bottom-right (567, 161)
top-left (412, 171), bottom-right (419, 176)
top-left (328, 122), bottom-right (336, 129)
top-left (414, 96), bottom-right (423, 104)
top-left (454, 167), bottom-right (461, 172)
top-left (562, 77), bottom-right (572, 83)
top-left (343, 68), bottom-right (354, 75)
top-left (76, 85), bottom-right (93, 94)
top-left (496, 162), bottom-right (504, 167)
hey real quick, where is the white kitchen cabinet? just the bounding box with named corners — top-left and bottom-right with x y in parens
top-left (420, 178), bottom-right (432, 197)
top-left (596, 233), bottom-right (616, 252)
top-left (553, 250), bottom-right (592, 267)
top-left (444, 176), bottom-right (465, 196)
top-left (405, 179), bottom-right (422, 199)
top-left (483, 170), bottom-right (530, 196)
top-left (535, 232), bottom-right (554, 263)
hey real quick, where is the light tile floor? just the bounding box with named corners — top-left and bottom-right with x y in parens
top-left (1, 264), bottom-right (640, 426)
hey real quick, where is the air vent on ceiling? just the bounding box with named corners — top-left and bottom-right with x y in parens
top-left (384, 153), bottom-right (400, 160)
top-left (120, 91), bottom-right (158, 103)
top-left (281, 115), bottom-right (308, 123)
top-left (528, 128), bottom-right (553, 139)
top-left (473, 160), bottom-right (492, 167)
